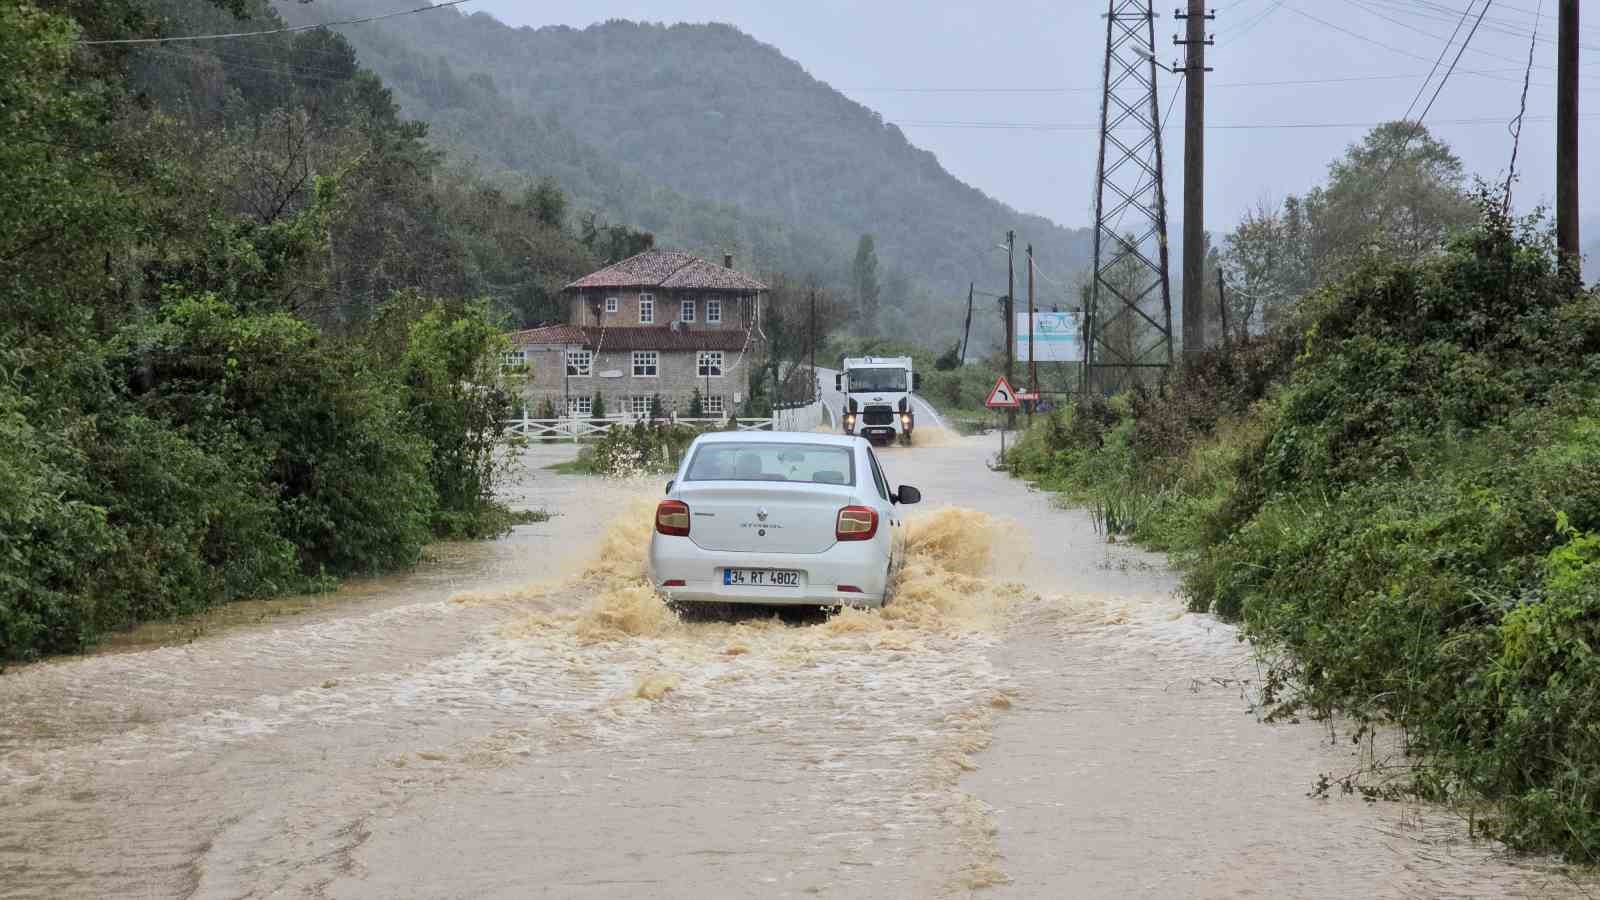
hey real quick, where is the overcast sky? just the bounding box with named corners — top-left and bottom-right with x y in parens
top-left (468, 0), bottom-right (1594, 235)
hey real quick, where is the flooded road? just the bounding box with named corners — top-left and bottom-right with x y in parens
top-left (0, 434), bottom-right (1588, 898)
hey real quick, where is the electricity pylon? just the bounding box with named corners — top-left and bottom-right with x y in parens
top-left (1085, 0), bottom-right (1174, 396)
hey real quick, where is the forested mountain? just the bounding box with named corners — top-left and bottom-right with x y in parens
top-left (274, 1), bottom-right (1093, 342)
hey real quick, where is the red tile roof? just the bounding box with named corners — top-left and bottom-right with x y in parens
top-left (510, 325), bottom-right (755, 352)
top-left (510, 324), bottom-right (587, 346)
top-left (564, 250), bottom-right (768, 292)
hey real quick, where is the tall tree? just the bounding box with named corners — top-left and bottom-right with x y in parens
top-left (1214, 122), bottom-right (1476, 334)
top-left (1303, 121), bottom-right (1476, 280)
top-left (851, 234), bottom-right (880, 331)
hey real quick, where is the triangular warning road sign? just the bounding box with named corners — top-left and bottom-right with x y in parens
top-left (985, 376), bottom-right (1020, 409)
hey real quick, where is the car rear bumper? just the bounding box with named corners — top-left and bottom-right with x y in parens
top-left (648, 537), bottom-right (888, 608)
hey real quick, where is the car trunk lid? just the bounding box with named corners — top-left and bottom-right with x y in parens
top-left (675, 482), bottom-right (857, 554)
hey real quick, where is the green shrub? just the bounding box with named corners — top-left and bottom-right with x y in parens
top-left (590, 421), bottom-right (699, 477)
top-left (0, 382), bottom-right (119, 659)
top-left (1005, 206), bottom-right (1600, 856)
top-left (127, 292), bottom-right (437, 575)
top-left (391, 299), bottom-right (520, 539)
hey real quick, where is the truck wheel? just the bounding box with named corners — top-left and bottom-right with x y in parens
top-left (898, 432), bottom-right (912, 446)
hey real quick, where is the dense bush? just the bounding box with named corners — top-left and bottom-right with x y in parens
top-left (588, 422), bottom-right (702, 478)
top-left (1006, 208), bottom-right (1600, 856)
top-left (0, 1), bottom-right (541, 661)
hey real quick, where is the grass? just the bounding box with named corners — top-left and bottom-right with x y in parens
top-left (543, 456), bottom-right (593, 476)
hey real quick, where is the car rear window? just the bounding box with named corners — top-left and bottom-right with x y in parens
top-left (684, 442), bottom-right (855, 486)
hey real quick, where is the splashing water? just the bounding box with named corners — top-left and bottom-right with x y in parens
top-left (479, 499), bottom-right (1025, 647)
top-left (908, 424), bottom-right (958, 448)
top-left (632, 671), bottom-right (680, 700)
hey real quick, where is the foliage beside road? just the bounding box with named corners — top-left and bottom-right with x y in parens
top-left (0, 0), bottom-right (612, 661)
top-left (552, 422), bottom-right (709, 478)
top-left (1006, 204), bottom-right (1600, 856)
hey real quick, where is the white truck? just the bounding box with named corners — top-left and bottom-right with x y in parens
top-left (836, 356), bottom-right (921, 446)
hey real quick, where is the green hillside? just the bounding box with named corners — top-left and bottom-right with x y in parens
top-left (275, 2), bottom-right (1092, 343)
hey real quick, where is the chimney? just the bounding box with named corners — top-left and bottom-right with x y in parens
top-left (723, 253), bottom-right (733, 269)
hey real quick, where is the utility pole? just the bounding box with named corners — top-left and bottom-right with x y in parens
top-left (1005, 229), bottom-right (1016, 430)
top-left (1216, 266), bottom-right (1231, 353)
top-left (809, 288), bottom-right (817, 403)
top-left (1558, 0), bottom-right (1580, 273)
top-left (1177, 1), bottom-right (1214, 357)
top-left (960, 282), bottom-right (974, 364)
top-left (1026, 244), bottom-right (1037, 418)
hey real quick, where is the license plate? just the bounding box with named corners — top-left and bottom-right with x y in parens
top-left (723, 568), bottom-right (801, 588)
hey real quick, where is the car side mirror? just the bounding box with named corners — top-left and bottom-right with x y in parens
top-left (835, 374), bottom-right (843, 391)
top-left (665, 480), bottom-right (675, 494)
top-left (893, 485), bottom-right (921, 505)
top-left (913, 373), bottom-right (923, 391)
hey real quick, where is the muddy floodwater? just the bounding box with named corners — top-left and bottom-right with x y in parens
top-left (0, 432), bottom-right (1589, 899)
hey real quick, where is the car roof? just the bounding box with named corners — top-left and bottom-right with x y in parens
top-left (690, 430), bottom-right (863, 448)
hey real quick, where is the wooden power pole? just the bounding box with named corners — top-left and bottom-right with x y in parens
top-left (1004, 230), bottom-right (1016, 429)
top-left (1026, 244), bottom-right (1037, 401)
top-left (1558, 0), bottom-right (1580, 272)
top-left (960, 282), bottom-right (974, 364)
top-left (1178, 1), bottom-right (1213, 357)
top-left (808, 288), bottom-right (817, 402)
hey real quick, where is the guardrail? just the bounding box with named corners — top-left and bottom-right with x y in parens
top-left (504, 415), bottom-right (777, 442)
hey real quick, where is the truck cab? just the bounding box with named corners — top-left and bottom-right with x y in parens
top-left (836, 356), bottom-right (920, 446)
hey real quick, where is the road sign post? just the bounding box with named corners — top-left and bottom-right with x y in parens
top-left (985, 377), bottom-right (1021, 465)
top-left (985, 376), bottom-right (1020, 410)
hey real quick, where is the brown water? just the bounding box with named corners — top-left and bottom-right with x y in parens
top-left (0, 438), bottom-right (1589, 898)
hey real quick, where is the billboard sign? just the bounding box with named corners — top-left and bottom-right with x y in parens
top-left (1015, 312), bottom-right (1081, 363)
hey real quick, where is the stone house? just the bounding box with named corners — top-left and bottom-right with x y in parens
top-left (507, 250), bottom-right (768, 420)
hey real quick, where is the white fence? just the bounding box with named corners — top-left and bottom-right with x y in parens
top-left (504, 415), bottom-right (779, 441)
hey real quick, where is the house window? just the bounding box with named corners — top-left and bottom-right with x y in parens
top-left (680, 299), bottom-right (696, 323)
top-left (567, 396), bottom-right (592, 417)
top-left (706, 298), bottom-right (722, 324)
top-left (605, 296), bottom-right (619, 314)
top-left (501, 349), bottom-right (527, 368)
top-left (566, 349), bottom-right (593, 377)
top-left (704, 394), bottom-right (726, 416)
top-left (630, 395), bottom-right (653, 418)
top-left (632, 350), bottom-right (658, 377)
top-left (697, 351), bottom-right (724, 377)
top-left (639, 293), bottom-right (654, 324)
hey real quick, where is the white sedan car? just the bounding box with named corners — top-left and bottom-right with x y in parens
top-left (648, 432), bottom-right (921, 609)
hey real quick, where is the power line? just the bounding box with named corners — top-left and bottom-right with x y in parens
top-left (894, 113), bottom-right (1592, 130)
top-left (80, 0), bottom-right (475, 45)
top-left (841, 67), bottom-right (1598, 94)
top-left (1415, 1), bottom-right (1498, 126)
top-left (1502, 0), bottom-right (1541, 210)
top-left (1363, 0), bottom-right (1497, 216)
top-left (1359, 0), bottom-right (1600, 47)
top-left (1283, 3), bottom-right (1527, 78)
top-left (1220, 0), bottom-right (1287, 40)
top-left (1397, 0), bottom-right (1480, 126)
top-left (1344, 0), bottom-right (1578, 66)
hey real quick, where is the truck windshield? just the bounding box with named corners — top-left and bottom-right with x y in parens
top-left (847, 368), bottom-right (907, 392)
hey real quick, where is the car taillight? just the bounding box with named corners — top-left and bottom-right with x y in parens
top-left (836, 506), bottom-right (878, 541)
top-left (656, 500), bottom-right (690, 536)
